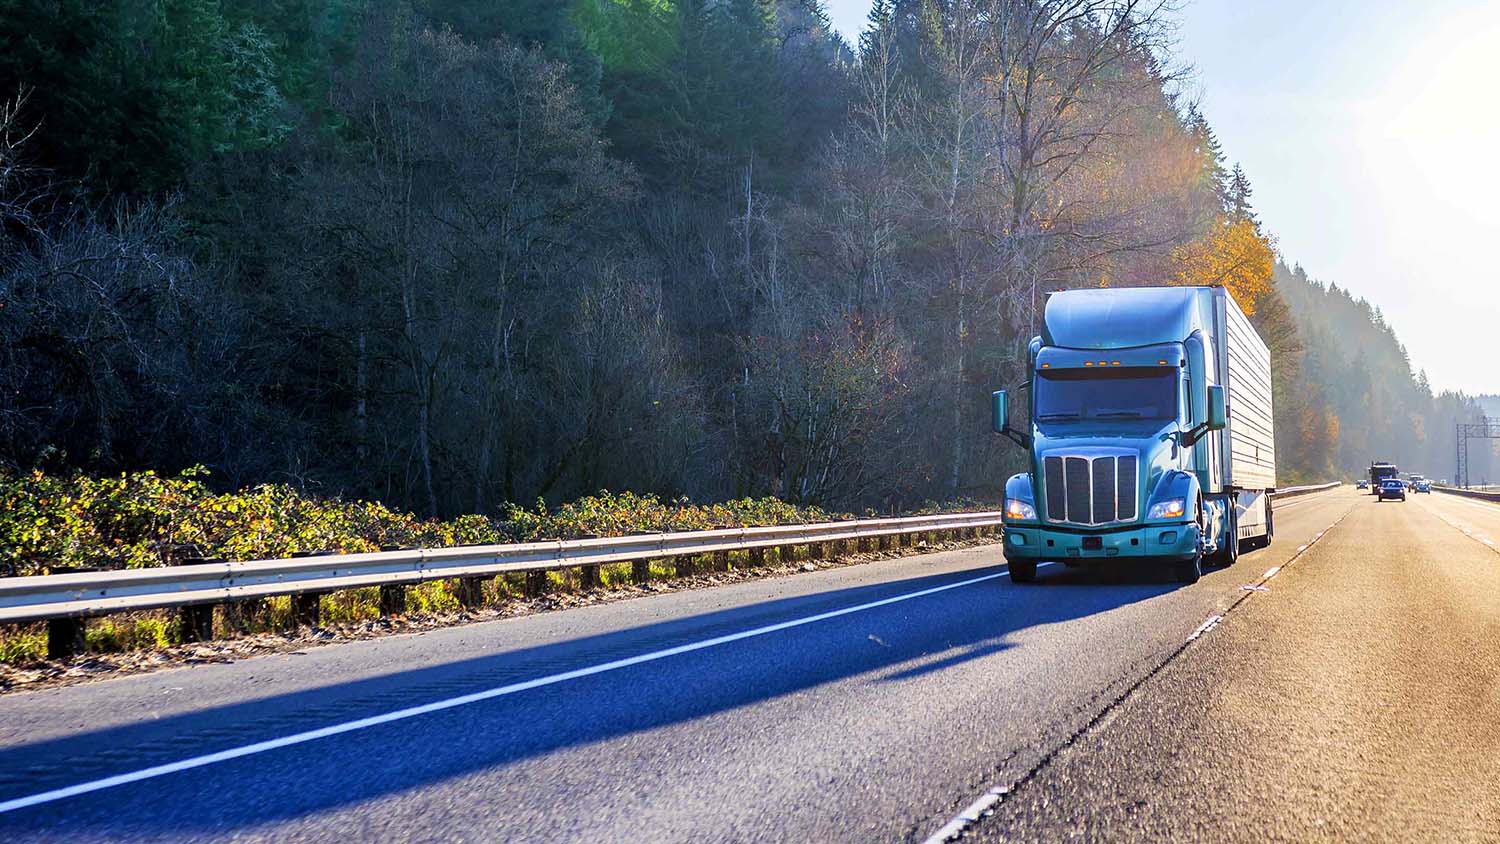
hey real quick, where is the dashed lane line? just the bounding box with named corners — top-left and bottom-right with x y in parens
top-left (921, 507), bottom-right (1353, 844)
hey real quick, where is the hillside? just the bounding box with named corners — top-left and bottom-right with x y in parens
top-left (1270, 262), bottom-right (1491, 482)
top-left (0, 0), bottom-right (1481, 507)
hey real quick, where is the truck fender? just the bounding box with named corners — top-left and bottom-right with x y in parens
top-left (1148, 470), bottom-right (1202, 522)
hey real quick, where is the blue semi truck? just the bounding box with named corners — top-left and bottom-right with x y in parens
top-left (992, 286), bottom-right (1277, 584)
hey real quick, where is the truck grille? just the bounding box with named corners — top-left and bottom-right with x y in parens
top-left (1043, 454), bottom-right (1138, 525)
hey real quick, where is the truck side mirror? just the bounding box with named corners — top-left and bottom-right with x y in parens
top-left (1207, 385), bottom-right (1227, 431)
top-left (992, 390), bottom-right (1008, 434)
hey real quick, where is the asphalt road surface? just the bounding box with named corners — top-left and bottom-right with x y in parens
top-left (0, 487), bottom-right (1495, 843)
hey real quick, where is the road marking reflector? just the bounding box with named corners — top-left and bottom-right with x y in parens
top-left (0, 567), bottom-right (1020, 816)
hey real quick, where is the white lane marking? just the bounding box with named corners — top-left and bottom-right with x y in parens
top-left (920, 504), bottom-right (1358, 844)
top-left (1187, 615), bottom-right (1223, 641)
top-left (922, 786), bottom-right (1010, 844)
top-left (1414, 496), bottom-right (1500, 558)
top-left (1241, 585), bottom-right (1268, 592)
top-left (0, 566), bottom-right (1028, 816)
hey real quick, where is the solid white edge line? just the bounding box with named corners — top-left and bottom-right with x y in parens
top-left (2, 564), bottom-right (1045, 816)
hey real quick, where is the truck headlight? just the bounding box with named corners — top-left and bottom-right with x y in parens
top-left (1147, 498), bottom-right (1186, 519)
top-left (1004, 498), bottom-right (1037, 521)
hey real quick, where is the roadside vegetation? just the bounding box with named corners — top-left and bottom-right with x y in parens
top-left (0, 466), bottom-right (1004, 667)
top-left (0, 467), bottom-right (849, 579)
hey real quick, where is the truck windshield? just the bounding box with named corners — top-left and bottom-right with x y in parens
top-left (1034, 367), bottom-right (1178, 424)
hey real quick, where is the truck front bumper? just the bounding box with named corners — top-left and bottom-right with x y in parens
top-left (1002, 522), bottom-right (1200, 563)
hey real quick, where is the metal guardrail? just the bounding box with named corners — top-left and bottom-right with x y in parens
top-left (1, 483), bottom-right (1344, 658)
top-left (1272, 482), bottom-right (1341, 499)
top-left (1433, 485), bottom-right (1500, 502)
top-left (0, 511), bottom-right (1005, 627)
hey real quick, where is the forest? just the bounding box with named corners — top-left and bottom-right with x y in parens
top-left (0, 0), bottom-right (1491, 519)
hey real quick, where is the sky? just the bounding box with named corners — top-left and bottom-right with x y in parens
top-left (823, 0), bottom-right (1500, 394)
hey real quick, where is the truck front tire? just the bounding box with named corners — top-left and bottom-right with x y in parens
top-left (1009, 560), bottom-right (1037, 583)
top-left (1174, 552), bottom-right (1202, 584)
top-left (1208, 504), bottom-right (1238, 567)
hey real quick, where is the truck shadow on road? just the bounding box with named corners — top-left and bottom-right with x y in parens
top-left (0, 564), bottom-right (1179, 839)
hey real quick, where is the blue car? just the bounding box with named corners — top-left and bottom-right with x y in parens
top-left (1378, 479), bottom-right (1406, 501)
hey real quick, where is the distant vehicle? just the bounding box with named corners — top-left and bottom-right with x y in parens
top-left (1370, 461), bottom-right (1399, 495)
top-left (1413, 480), bottom-right (1432, 493)
top-left (1378, 478), bottom-right (1407, 501)
top-left (992, 286), bottom-right (1276, 585)
top-left (1356, 480), bottom-right (1369, 489)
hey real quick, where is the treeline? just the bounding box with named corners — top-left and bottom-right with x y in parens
top-left (0, 0), bottom-right (1477, 513)
top-left (1272, 262), bottom-right (1492, 483)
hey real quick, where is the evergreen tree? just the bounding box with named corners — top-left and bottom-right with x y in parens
top-left (1228, 163), bottom-right (1257, 224)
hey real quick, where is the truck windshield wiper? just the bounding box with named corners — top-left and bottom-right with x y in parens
top-left (1037, 412), bottom-right (1082, 421)
top-left (1095, 410), bottom-right (1145, 418)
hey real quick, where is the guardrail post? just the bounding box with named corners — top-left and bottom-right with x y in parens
top-left (181, 604), bottom-right (214, 643)
top-left (580, 564), bottom-right (602, 589)
top-left (288, 551), bottom-right (335, 627)
top-left (808, 542), bottom-right (825, 561)
top-left (456, 577), bottom-right (486, 608)
top-left (713, 550), bottom-right (731, 571)
top-left (47, 617), bottom-right (85, 660)
top-left (631, 559), bottom-right (651, 583)
top-left (174, 557), bottom-right (220, 642)
top-left (524, 570), bottom-right (548, 598)
top-left (379, 584), bottom-right (406, 616)
top-left (748, 547), bottom-right (765, 567)
top-left (292, 593), bottom-right (322, 628)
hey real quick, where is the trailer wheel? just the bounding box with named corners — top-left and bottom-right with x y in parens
top-left (1009, 560), bottom-right (1037, 583)
top-left (1258, 499), bottom-right (1275, 548)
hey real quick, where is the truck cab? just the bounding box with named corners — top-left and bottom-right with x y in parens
top-left (992, 286), bottom-right (1276, 584)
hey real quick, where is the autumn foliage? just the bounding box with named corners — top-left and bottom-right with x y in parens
top-left (1171, 218), bottom-right (1275, 314)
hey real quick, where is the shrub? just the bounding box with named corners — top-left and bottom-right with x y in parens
top-left (0, 469), bottom-right (851, 577)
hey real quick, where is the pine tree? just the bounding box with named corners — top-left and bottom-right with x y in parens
top-left (1227, 163), bottom-right (1257, 224)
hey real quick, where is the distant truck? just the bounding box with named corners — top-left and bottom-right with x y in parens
top-left (992, 286), bottom-right (1276, 585)
top-left (1369, 462), bottom-right (1399, 495)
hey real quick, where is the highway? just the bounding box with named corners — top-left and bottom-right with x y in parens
top-left (0, 487), bottom-right (1497, 842)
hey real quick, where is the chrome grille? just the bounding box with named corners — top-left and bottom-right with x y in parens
top-left (1064, 457), bottom-right (1090, 523)
top-left (1117, 457), bottom-right (1137, 520)
top-left (1042, 453), bottom-right (1139, 526)
top-left (1044, 457), bottom-right (1066, 519)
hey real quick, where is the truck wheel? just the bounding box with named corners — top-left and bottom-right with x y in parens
top-left (1009, 560), bottom-right (1037, 583)
top-left (1209, 505), bottom-right (1238, 567)
top-left (1175, 498), bottom-right (1206, 583)
top-left (1258, 500), bottom-right (1275, 549)
top-left (1174, 552), bottom-right (1202, 584)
